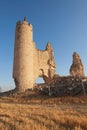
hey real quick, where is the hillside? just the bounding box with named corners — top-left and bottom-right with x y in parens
top-left (0, 91), bottom-right (87, 130)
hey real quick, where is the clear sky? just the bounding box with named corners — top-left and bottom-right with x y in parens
top-left (0, 0), bottom-right (87, 91)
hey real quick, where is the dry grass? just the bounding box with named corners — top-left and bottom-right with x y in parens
top-left (0, 95), bottom-right (87, 130)
top-left (0, 90), bottom-right (87, 105)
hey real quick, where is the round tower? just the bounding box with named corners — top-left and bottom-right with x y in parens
top-left (13, 18), bottom-right (34, 91)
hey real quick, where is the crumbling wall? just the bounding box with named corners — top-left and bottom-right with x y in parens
top-left (13, 18), bottom-right (56, 92)
top-left (13, 18), bottom-right (86, 94)
top-left (34, 76), bottom-right (87, 96)
top-left (70, 52), bottom-right (85, 76)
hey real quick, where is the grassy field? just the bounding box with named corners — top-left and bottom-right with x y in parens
top-left (0, 92), bottom-right (87, 130)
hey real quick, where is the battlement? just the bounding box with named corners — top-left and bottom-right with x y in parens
top-left (16, 17), bottom-right (33, 30)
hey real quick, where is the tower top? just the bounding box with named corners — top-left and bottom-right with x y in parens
top-left (16, 18), bottom-right (33, 29)
top-left (24, 17), bottom-right (27, 22)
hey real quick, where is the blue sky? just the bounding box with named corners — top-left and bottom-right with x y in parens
top-left (0, 0), bottom-right (87, 91)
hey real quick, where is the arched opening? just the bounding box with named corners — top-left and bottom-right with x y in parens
top-left (35, 77), bottom-right (45, 84)
top-left (34, 76), bottom-right (45, 90)
top-left (34, 69), bottom-right (46, 88)
top-left (35, 69), bottom-right (45, 84)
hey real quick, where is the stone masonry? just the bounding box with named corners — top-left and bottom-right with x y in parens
top-left (70, 52), bottom-right (85, 76)
top-left (13, 18), bottom-right (56, 92)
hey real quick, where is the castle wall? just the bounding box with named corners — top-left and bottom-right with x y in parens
top-left (13, 20), bottom-right (34, 91)
top-left (13, 19), bottom-right (56, 92)
top-left (37, 50), bottom-right (49, 77)
top-left (33, 44), bottom-right (39, 80)
top-left (32, 46), bottom-right (51, 81)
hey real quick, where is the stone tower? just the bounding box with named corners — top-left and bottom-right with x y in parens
top-left (69, 52), bottom-right (84, 77)
top-left (13, 18), bottom-right (56, 92)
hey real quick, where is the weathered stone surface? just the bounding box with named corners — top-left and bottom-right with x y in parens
top-left (13, 18), bottom-right (87, 96)
top-left (34, 76), bottom-right (87, 96)
top-left (13, 18), bottom-right (56, 92)
top-left (70, 52), bottom-right (84, 77)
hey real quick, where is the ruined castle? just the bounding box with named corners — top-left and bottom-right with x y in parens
top-left (13, 18), bottom-right (56, 92)
top-left (13, 18), bottom-right (85, 93)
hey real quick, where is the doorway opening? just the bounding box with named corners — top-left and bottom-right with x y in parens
top-left (35, 77), bottom-right (44, 84)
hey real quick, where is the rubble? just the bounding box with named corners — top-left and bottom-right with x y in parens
top-left (34, 52), bottom-right (87, 97)
top-left (34, 76), bottom-right (87, 97)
